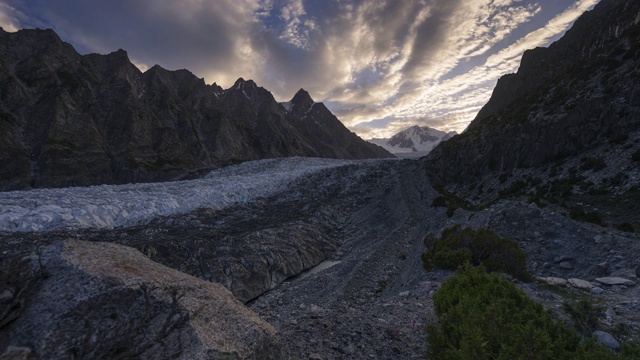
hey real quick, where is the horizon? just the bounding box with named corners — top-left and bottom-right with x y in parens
top-left (0, 0), bottom-right (600, 138)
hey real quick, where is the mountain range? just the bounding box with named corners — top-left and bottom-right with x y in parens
top-left (2, 0), bottom-right (640, 358)
top-left (368, 125), bottom-right (456, 158)
top-left (424, 0), bottom-right (640, 194)
top-left (0, 28), bottom-right (391, 191)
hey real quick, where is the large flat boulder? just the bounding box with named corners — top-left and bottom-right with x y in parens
top-left (3, 239), bottom-right (281, 359)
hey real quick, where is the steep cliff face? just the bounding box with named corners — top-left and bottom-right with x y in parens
top-left (0, 28), bottom-right (392, 190)
top-left (424, 0), bottom-right (640, 185)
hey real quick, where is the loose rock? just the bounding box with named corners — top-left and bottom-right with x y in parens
top-left (595, 277), bottom-right (636, 286)
top-left (568, 278), bottom-right (593, 290)
top-left (592, 331), bottom-right (621, 351)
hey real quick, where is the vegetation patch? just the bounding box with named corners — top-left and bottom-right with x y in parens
top-left (616, 222), bottom-right (635, 233)
top-left (421, 225), bottom-right (528, 280)
top-left (580, 157), bottom-right (607, 171)
top-left (426, 265), bottom-right (640, 360)
top-left (431, 190), bottom-right (482, 218)
top-left (570, 206), bottom-right (603, 226)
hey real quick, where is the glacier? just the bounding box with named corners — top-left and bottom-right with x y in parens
top-left (0, 157), bottom-right (370, 232)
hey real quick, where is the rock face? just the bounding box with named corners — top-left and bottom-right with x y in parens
top-left (0, 28), bottom-right (392, 191)
top-left (4, 239), bottom-right (281, 359)
top-left (368, 125), bottom-right (456, 158)
top-left (424, 0), bottom-right (640, 185)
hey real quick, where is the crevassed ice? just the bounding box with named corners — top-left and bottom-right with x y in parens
top-left (0, 157), bottom-right (358, 233)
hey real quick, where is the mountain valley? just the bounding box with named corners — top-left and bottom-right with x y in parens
top-left (2, 0), bottom-right (640, 359)
top-left (367, 125), bottom-right (456, 158)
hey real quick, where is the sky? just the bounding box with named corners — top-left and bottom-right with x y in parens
top-left (0, 0), bottom-right (600, 139)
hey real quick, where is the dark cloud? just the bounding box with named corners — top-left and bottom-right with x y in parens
top-left (0, 0), bottom-right (600, 137)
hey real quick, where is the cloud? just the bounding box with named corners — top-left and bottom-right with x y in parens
top-left (0, 0), bottom-right (601, 138)
top-left (0, 3), bottom-right (30, 32)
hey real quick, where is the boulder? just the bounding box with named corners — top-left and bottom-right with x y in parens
top-left (4, 239), bottom-right (281, 359)
top-left (595, 277), bottom-right (636, 286)
top-left (593, 262), bottom-right (609, 277)
top-left (540, 277), bottom-right (568, 286)
top-left (568, 278), bottom-right (593, 290)
top-left (558, 261), bottom-right (573, 269)
top-left (0, 346), bottom-right (31, 360)
top-left (592, 331), bottom-right (620, 351)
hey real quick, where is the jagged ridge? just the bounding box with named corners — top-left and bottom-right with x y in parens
top-left (424, 0), bottom-right (640, 185)
top-left (0, 28), bottom-right (392, 190)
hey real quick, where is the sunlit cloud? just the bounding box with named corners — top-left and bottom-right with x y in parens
top-left (0, 0), bottom-right (601, 138)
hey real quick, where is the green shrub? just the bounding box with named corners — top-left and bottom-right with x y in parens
top-left (421, 226), bottom-right (528, 280)
top-left (426, 265), bottom-right (635, 360)
top-left (570, 206), bottom-right (603, 225)
top-left (588, 188), bottom-right (610, 196)
top-left (431, 196), bottom-right (448, 207)
top-left (564, 299), bottom-right (601, 336)
top-left (580, 157), bottom-right (607, 171)
top-left (617, 222), bottom-right (635, 233)
top-left (498, 180), bottom-right (527, 198)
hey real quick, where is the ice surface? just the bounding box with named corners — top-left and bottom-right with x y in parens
top-left (0, 157), bottom-right (360, 232)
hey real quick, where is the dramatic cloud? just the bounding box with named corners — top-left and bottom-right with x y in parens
top-left (0, 0), bottom-right (600, 138)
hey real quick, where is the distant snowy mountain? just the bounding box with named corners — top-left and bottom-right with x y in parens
top-left (368, 125), bottom-right (457, 158)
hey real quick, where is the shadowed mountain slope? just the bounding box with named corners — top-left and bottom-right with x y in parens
top-left (0, 28), bottom-right (392, 190)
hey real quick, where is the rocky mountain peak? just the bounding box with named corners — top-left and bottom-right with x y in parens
top-left (367, 125), bottom-right (455, 158)
top-left (0, 28), bottom-right (392, 190)
top-left (291, 88), bottom-right (314, 105)
top-left (233, 77), bottom-right (257, 90)
top-left (424, 0), bottom-right (640, 197)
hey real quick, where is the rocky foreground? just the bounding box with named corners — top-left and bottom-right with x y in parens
top-left (1, 158), bottom-right (639, 359)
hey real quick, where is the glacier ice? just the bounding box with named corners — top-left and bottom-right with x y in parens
top-left (0, 157), bottom-right (364, 232)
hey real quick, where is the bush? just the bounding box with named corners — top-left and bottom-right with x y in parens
top-left (498, 180), bottom-right (527, 198)
top-left (421, 226), bottom-right (528, 280)
top-left (580, 157), bottom-right (607, 171)
top-left (426, 265), bottom-right (634, 360)
top-left (564, 299), bottom-right (601, 336)
top-left (431, 196), bottom-right (448, 207)
top-left (570, 206), bottom-right (603, 225)
top-left (617, 222), bottom-right (635, 233)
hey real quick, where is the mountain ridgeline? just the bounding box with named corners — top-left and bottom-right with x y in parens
top-left (368, 125), bottom-right (456, 158)
top-left (424, 0), bottom-right (640, 187)
top-left (0, 28), bottom-right (392, 190)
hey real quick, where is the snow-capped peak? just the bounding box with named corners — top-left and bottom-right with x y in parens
top-left (367, 125), bottom-right (457, 158)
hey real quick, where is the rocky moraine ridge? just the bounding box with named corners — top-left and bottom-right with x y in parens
top-left (2, 0), bottom-right (640, 359)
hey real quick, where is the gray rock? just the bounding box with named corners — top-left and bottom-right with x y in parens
top-left (559, 261), bottom-right (573, 269)
top-left (591, 287), bottom-right (605, 295)
top-left (0, 346), bottom-right (31, 360)
top-left (595, 277), bottom-right (636, 286)
top-left (5, 240), bottom-right (281, 359)
top-left (0, 287), bottom-right (14, 302)
top-left (554, 255), bottom-right (573, 263)
top-left (540, 277), bottom-right (567, 286)
top-left (341, 345), bottom-right (356, 355)
top-left (309, 354), bottom-right (323, 360)
top-left (636, 265), bottom-right (640, 279)
top-left (568, 278), bottom-right (593, 289)
top-left (592, 331), bottom-right (620, 351)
